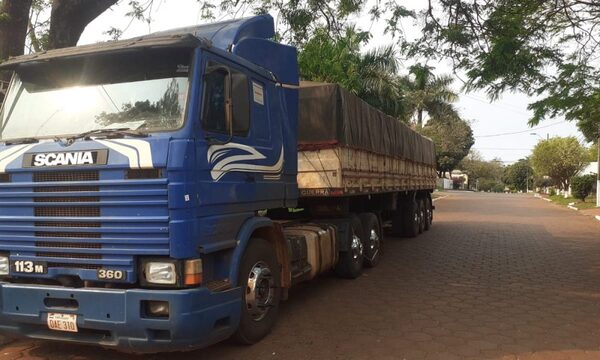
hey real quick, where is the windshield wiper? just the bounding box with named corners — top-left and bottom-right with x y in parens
top-left (65, 128), bottom-right (148, 143)
top-left (4, 137), bottom-right (40, 145)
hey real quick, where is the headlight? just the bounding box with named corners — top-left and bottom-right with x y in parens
top-left (0, 256), bottom-right (9, 276)
top-left (144, 262), bottom-right (177, 285)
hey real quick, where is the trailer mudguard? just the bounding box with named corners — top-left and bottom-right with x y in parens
top-left (228, 216), bottom-right (275, 285)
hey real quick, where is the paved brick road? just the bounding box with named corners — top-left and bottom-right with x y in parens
top-left (2, 192), bottom-right (600, 359)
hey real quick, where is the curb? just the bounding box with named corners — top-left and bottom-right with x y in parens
top-left (567, 205), bottom-right (579, 211)
top-left (432, 195), bottom-right (448, 202)
top-left (596, 216), bottom-right (600, 222)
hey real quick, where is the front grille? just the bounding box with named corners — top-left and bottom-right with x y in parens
top-left (0, 167), bottom-right (170, 283)
top-left (35, 196), bottom-right (99, 203)
top-left (35, 186), bottom-right (99, 193)
top-left (36, 241), bottom-right (101, 249)
top-left (47, 263), bottom-right (103, 270)
top-left (35, 207), bottom-right (100, 217)
top-left (33, 171), bottom-right (99, 182)
top-left (127, 169), bottom-right (161, 179)
top-left (37, 252), bottom-right (102, 260)
top-left (35, 232), bottom-right (100, 239)
top-left (35, 221), bottom-right (101, 228)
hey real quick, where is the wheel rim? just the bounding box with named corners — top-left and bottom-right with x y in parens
top-left (245, 261), bottom-right (275, 322)
top-left (351, 232), bottom-right (364, 261)
top-left (367, 228), bottom-right (380, 261)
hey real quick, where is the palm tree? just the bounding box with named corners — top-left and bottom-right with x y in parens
top-left (357, 45), bottom-right (406, 118)
top-left (298, 27), bottom-right (407, 118)
top-left (402, 64), bottom-right (459, 128)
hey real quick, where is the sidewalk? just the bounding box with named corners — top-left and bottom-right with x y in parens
top-left (580, 207), bottom-right (600, 221)
top-left (535, 193), bottom-right (600, 221)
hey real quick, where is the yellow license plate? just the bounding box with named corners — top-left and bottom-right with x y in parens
top-left (47, 313), bottom-right (78, 333)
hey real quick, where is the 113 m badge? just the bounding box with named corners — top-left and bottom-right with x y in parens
top-left (11, 260), bottom-right (47, 274)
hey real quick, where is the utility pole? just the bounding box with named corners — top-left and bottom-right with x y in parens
top-left (526, 165), bottom-right (529, 193)
top-left (597, 123), bottom-right (599, 207)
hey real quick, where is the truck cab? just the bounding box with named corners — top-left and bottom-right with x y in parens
top-left (0, 15), bottom-right (299, 352)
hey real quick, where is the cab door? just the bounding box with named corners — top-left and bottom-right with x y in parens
top-left (197, 54), bottom-right (283, 212)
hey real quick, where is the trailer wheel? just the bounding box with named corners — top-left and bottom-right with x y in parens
top-left (417, 198), bottom-right (426, 234)
top-left (334, 215), bottom-right (364, 279)
top-left (234, 238), bottom-right (281, 345)
top-left (359, 213), bottom-right (382, 268)
top-left (424, 195), bottom-right (433, 231)
top-left (402, 199), bottom-right (420, 238)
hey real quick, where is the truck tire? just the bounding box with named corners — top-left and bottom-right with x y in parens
top-left (424, 195), bottom-right (433, 231)
top-left (359, 212), bottom-right (382, 268)
top-left (234, 238), bottom-right (281, 345)
top-left (334, 215), bottom-right (364, 279)
top-left (417, 198), bottom-right (426, 234)
top-left (402, 199), bottom-right (420, 238)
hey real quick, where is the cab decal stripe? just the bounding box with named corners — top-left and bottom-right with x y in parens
top-left (109, 139), bottom-right (153, 169)
top-left (95, 139), bottom-right (154, 169)
top-left (0, 144), bottom-right (37, 173)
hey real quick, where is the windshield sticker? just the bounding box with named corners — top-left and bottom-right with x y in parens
top-left (177, 65), bottom-right (189, 73)
top-left (252, 82), bottom-right (264, 105)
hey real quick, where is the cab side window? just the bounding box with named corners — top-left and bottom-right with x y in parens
top-left (202, 61), bottom-right (250, 136)
top-left (202, 67), bottom-right (227, 133)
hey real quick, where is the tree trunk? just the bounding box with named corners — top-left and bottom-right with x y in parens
top-left (417, 108), bottom-right (423, 129)
top-left (0, 0), bottom-right (32, 62)
top-left (47, 0), bottom-right (117, 49)
top-left (0, 0), bottom-right (33, 104)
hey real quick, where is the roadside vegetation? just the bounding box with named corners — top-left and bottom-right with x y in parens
top-left (547, 195), bottom-right (597, 211)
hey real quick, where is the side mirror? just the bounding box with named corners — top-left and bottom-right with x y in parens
top-left (204, 65), bottom-right (234, 141)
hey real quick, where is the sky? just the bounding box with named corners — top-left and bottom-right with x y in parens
top-left (78, 0), bottom-right (585, 163)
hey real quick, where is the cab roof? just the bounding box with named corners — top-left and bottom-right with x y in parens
top-left (0, 14), bottom-right (274, 70)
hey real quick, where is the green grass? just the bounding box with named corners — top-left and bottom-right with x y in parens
top-left (548, 194), bottom-right (598, 210)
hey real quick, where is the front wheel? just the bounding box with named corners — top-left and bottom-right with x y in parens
top-left (234, 238), bottom-right (281, 345)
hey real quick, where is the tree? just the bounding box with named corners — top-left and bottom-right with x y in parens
top-left (571, 175), bottom-right (595, 202)
top-left (408, 1), bottom-right (600, 134)
top-left (459, 151), bottom-right (505, 190)
top-left (401, 63), bottom-right (459, 128)
top-left (502, 159), bottom-right (532, 192)
top-left (298, 27), bottom-right (405, 118)
top-left (196, 1), bottom-right (413, 46)
top-left (420, 116), bottom-right (474, 178)
top-left (0, 0), bottom-right (33, 103)
top-left (47, 0), bottom-right (117, 49)
top-left (0, 0), bottom-right (32, 62)
top-left (531, 137), bottom-right (589, 191)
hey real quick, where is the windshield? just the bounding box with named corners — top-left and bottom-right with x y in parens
top-left (0, 49), bottom-right (191, 141)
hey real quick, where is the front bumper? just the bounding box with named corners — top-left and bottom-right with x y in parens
top-left (0, 282), bottom-right (242, 353)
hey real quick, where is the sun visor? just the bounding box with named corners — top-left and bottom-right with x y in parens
top-left (0, 33), bottom-right (203, 70)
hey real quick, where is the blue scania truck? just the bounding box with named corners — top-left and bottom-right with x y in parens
top-left (0, 15), bottom-right (437, 352)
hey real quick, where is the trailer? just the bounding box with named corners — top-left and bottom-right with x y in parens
top-left (0, 15), bottom-right (436, 353)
